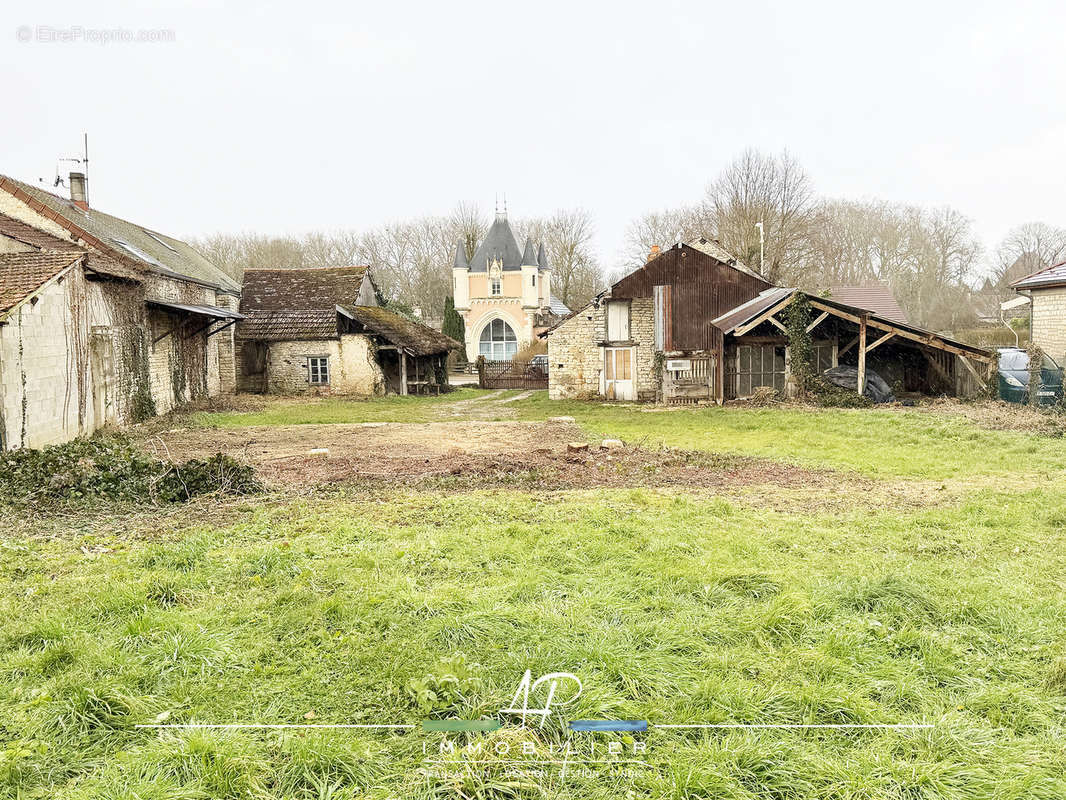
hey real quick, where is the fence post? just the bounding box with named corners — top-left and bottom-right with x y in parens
top-left (476, 355), bottom-right (486, 388)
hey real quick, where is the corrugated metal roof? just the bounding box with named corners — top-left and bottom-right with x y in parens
top-left (1013, 260), bottom-right (1066, 290)
top-left (825, 285), bottom-right (908, 323)
top-left (712, 288), bottom-right (796, 334)
top-left (0, 175), bottom-right (240, 293)
top-left (147, 299), bottom-right (244, 320)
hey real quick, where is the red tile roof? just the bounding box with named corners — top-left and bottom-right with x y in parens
top-left (824, 285), bottom-right (908, 324)
top-left (0, 251), bottom-right (83, 313)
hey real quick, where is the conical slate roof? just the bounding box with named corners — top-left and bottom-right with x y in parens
top-left (469, 214), bottom-right (524, 272)
top-left (537, 242), bottom-right (548, 270)
top-left (453, 240), bottom-right (469, 269)
top-left (521, 238), bottom-right (538, 267)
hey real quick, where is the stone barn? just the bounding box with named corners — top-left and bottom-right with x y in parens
top-left (0, 172), bottom-right (241, 450)
top-left (544, 238), bottom-right (994, 403)
top-left (237, 267), bottom-right (457, 395)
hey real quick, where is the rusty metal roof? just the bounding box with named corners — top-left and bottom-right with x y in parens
top-left (712, 287), bottom-right (795, 334)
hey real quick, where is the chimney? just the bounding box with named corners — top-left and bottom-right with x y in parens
top-left (647, 244), bottom-right (661, 263)
top-left (69, 172), bottom-right (88, 210)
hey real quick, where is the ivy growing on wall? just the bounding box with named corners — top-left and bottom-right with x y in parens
top-left (782, 294), bottom-right (815, 396)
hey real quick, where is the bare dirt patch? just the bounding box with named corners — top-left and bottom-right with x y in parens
top-left (147, 420), bottom-right (932, 509)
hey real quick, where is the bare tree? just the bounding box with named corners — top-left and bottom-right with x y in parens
top-left (992, 222), bottom-right (1066, 288)
top-left (705, 149), bottom-right (815, 282)
top-left (621, 206), bottom-right (707, 267)
top-left (515, 208), bottom-right (604, 310)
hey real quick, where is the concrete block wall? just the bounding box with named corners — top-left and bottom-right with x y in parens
top-left (264, 335), bottom-right (385, 395)
top-left (1031, 287), bottom-right (1066, 365)
top-left (0, 270), bottom-right (95, 449)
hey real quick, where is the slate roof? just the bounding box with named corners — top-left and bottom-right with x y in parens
top-left (548, 294), bottom-right (571, 315)
top-left (339, 305), bottom-right (459, 356)
top-left (521, 238), bottom-right (538, 266)
top-left (241, 266), bottom-right (370, 311)
top-left (1013, 260), bottom-right (1066, 290)
top-left (469, 214), bottom-right (524, 272)
top-left (0, 251), bottom-right (83, 313)
top-left (825, 285), bottom-right (908, 324)
top-left (0, 174), bottom-right (239, 293)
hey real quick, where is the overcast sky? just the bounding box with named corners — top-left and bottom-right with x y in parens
top-left (3, 0), bottom-right (1064, 276)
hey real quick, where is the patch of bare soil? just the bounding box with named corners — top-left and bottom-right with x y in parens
top-left (148, 421), bottom-right (932, 510)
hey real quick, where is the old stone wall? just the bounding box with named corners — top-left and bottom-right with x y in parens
top-left (547, 297), bottom-right (658, 401)
top-left (1031, 287), bottom-right (1066, 365)
top-left (263, 335), bottom-right (385, 395)
top-left (547, 303), bottom-right (604, 399)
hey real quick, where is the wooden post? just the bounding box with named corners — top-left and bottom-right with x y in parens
top-left (400, 349), bottom-right (408, 396)
top-left (857, 316), bottom-right (867, 396)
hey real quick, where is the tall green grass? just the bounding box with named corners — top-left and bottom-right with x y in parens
top-left (3, 486), bottom-right (1066, 798)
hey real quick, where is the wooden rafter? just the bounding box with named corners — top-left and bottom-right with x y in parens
top-left (838, 335), bottom-right (860, 358)
top-left (805, 311), bottom-right (829, 333)
top-left (806, 299), bottom-right (993, 363)
top-left (733, 295), bottom-right (795, 336)
top-left (865, 331), bottom-right (896, 353)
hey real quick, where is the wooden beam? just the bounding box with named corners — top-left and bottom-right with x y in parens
top-left (838, 335), bottom-right (860, 358)
top-left (733, 295), bottom-right (795, 336)
top-left (805, 311), bottom-right (829, 333)
top-left (924, 351), bottom-right (951, 385)
top-left (807, 298), bottom-right (993, 363)
top-left (865, 331), bottom-right (895, 353)
top-left (400, 349), bottom-right (408, 396)
top-left (958, 354), bottom-right (987, 388)
top-left (767, 316), bottom-right (787, 332)
top-left (857, 316), bottom-right (867, 394)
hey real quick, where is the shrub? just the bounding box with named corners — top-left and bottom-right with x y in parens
top-left (0, 436), bottom-right (261, 507)
top-left (809, 377), bottom-right (873, 408)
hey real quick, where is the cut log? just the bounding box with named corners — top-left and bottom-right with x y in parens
top-left (566, 442), bottom-right (589, 453)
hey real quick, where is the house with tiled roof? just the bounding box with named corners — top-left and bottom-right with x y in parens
top-left (0, 169), bottom-right (241, 449)
top-left (1013, 260), bottom-right (1066, 364)
top-left (238, 266), bottom-right (457, 395)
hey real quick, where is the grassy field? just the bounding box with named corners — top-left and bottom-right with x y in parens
top-left (3, 391), bottom-right (1066, 799)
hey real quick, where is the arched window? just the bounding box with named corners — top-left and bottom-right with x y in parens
top-left (479, 318), bottom-right (517, 360)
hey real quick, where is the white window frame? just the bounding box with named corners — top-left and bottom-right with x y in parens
top-left (606, 301), bottom-right (630, 342)
top-left (307, 356), bottom-right (330, 385)
top-left (490, 277), bottom-right (502, 296)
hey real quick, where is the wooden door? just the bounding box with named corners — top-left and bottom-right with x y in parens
top-left (604, 347), bottom-right (635, 400)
